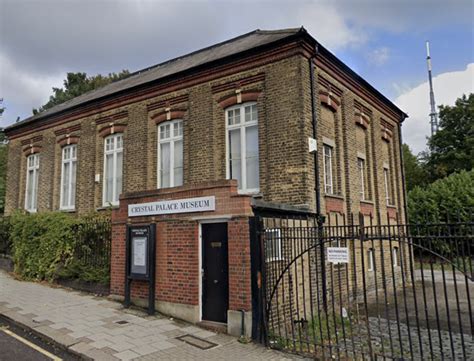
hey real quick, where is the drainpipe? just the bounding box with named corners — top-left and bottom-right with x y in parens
top-left (309, 45), bottom-right (322, 219)
top-left (397, 117), bottom-right (409, 223)
top-left (309, 44), bottom-right (328, 312)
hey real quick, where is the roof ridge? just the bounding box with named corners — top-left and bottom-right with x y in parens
top-left (127, 29), bottom-right (263, 78)
top-left (7, 27), bottom-right (305, 129)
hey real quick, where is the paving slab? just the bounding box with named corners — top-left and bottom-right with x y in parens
top-left (0, 270), bottom-right (297, 360)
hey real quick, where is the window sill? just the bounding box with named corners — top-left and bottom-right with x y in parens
top-left (387, 204), bottom-right (397, 209)
top-left (238, 190), bottom-right (261, 196)
top-left (59, 208), bottom-right (76, 213)
top-left (96, 205), bottom-right (120, 212)
top-left (324, 194), bottom-right (344, 200)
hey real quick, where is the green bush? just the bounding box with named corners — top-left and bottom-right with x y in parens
top-left (10, 211), bottom-right (77, 281)
top-left (9, 211), bottom-right (110, 284)
top-left (408, 169), bottom-right (474, 224)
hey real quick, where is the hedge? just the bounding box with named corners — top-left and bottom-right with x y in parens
top-left (9, 211), bottom-right (111, 284)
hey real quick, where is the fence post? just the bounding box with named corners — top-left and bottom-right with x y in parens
top-left (249, 215), bottom-right (267, 344)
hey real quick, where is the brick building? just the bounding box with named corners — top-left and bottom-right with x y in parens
top-left (4, 28), bottom-right (407, 337)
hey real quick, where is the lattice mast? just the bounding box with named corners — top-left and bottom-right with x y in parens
top-left (426, 41), bottom-right (438, 137)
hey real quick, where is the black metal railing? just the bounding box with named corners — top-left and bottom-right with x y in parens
top-left (73, 216), bottom-right (112, 270)
top-left (251, 211), bottom-right (474, 360)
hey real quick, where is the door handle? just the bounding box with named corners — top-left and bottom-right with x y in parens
top-left (213, 279), bottom-right (218, 284)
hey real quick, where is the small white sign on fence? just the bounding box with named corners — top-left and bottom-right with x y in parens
top-left (327, 247), bottom-right (349, 264)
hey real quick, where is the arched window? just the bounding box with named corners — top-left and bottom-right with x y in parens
top-left (103, 133), bottom-right (123, 206)
top-left (226, 102), bottom-right (259, 193)
top-left (60, 145), bottom-right (77, 210)
top-left (25, 153), bottom-right (40, 212)
top-left (158, 120), bottom-right (183, 188)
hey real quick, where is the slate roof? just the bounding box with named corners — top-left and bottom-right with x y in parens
top-left (8, 28), bottom-right (302, 130)
top-left (7, 27), bottom-right (406, 132)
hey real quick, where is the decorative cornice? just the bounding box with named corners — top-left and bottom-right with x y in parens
top-left (22, 144), bottom-right (42, 155)
top-left (355, 112), bottom-right (370, 129)
top-left (99, 123), bottom-right (127, 138)
top-left (57, 135), bottom-right (80, 147)
top-left (217, 90), bottom-right (262, 109)
top-left (152, 109), bottom-right (187, 124)
top-left (318, 76), bottom-right (343, 98)
top-left (54, 124), bottom-right (81, 136)
top-left (147, 94), bottom-right (189, 113)
top-left (319, 90), bottom-right (340, 112)
top-left (380, 118), bottom-right (394, 142)
top-left (211, 72), bottom-right (265, 94)
top-left (95, 111), bottom-right (128, 125)
top-left (315, 55), bottom-right (401, 123)
top-left (21, 135), bottom-right (43, 146)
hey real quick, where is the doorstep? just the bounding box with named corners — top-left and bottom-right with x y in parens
top-left (196, 320), bottom-right (227, 333)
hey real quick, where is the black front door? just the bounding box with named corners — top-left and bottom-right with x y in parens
top-left (202, 222), bottom-right (229, 323)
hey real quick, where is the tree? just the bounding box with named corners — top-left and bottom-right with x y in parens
top-left (33, 71), bottom-right (130, 115)
top-left (0, 98), bottom-right (4, 117)
top-left (425, 93), bottom-right (474, 181)
top-left (402, 143), bottom-right (427, 191)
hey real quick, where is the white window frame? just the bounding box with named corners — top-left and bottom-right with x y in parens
top-left (24, 153), bottom-right (40, 213)
top-left (323, 144), bottom-right (334, 194)
top-left (157, 119), bottom-right (183, 189)
top-left (368, 248), bottom-right (375, 272)
top-left (358, 157), bottom-right (366, 201)
top-left (393, 246), bottom-right (399, 267)
top-left (102, 133), bottom-right (123, 207)
top-left (383, 167), bottom-right (392, 206)
top-left (60, 145), bottom-right (77, 210)
top-left (225, 102), bottom-right (259, 194)
top-left (265, 228), bottom-right (282, 262)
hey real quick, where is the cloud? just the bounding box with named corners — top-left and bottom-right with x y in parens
top-left (0, 52), bottom-right (64, 124)
top-left (366, 47), bottom-right (390, 66)
top-left (395, 63), bottom-right (474, 154)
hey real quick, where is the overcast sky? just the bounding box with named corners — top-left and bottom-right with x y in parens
top-left (1, 0), bottom-right (473, 154)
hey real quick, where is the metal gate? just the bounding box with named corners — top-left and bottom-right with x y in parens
top-left (250, 211), bottom-right (473, 360)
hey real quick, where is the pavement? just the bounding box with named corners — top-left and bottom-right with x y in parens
top-left (0, 270), bottom-right (294, 360)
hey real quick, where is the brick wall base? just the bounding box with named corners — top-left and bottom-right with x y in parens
top-left (110, 180), bottom-right (253, 334)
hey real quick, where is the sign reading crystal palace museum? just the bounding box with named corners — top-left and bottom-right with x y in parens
top-left (128, 196), bottom-right (215, 217)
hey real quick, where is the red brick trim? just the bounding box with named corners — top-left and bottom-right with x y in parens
top-left (381, 126), bottom-right (393, 142)
top-left (54, 124), bottom-right (81, 136)
top-left (99, 123), bottom-right (127, 137)
top-left (147, 94), bottom-right (189, 112)
top-left (95, 111), bottom-right (128, 125)
top-left (325, 195), bottom-right (344, 214)
top-left (22, 145), bottom-right (42, 155)
top-left (387, 206), bottom-right (398, 220)
top-left (218, 90), bottom-right (262, 109)
top-left (319, 91), bottom-right (340, 112)
top-left (355, 112), bottom-right (370, 129)
top-left (152, 109), bottom-right (187, 124)
top-left (57, 135), bottom-right (80, 147)
top-left (211, 72), bottom-right (265, 94)
top-left (20, 135), bottom-right (43, 146)
top-left (360, 201), bottom-right (374, 216)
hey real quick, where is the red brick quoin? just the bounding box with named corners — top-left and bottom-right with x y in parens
top-left (110, 180), bottom-right (254, 321)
